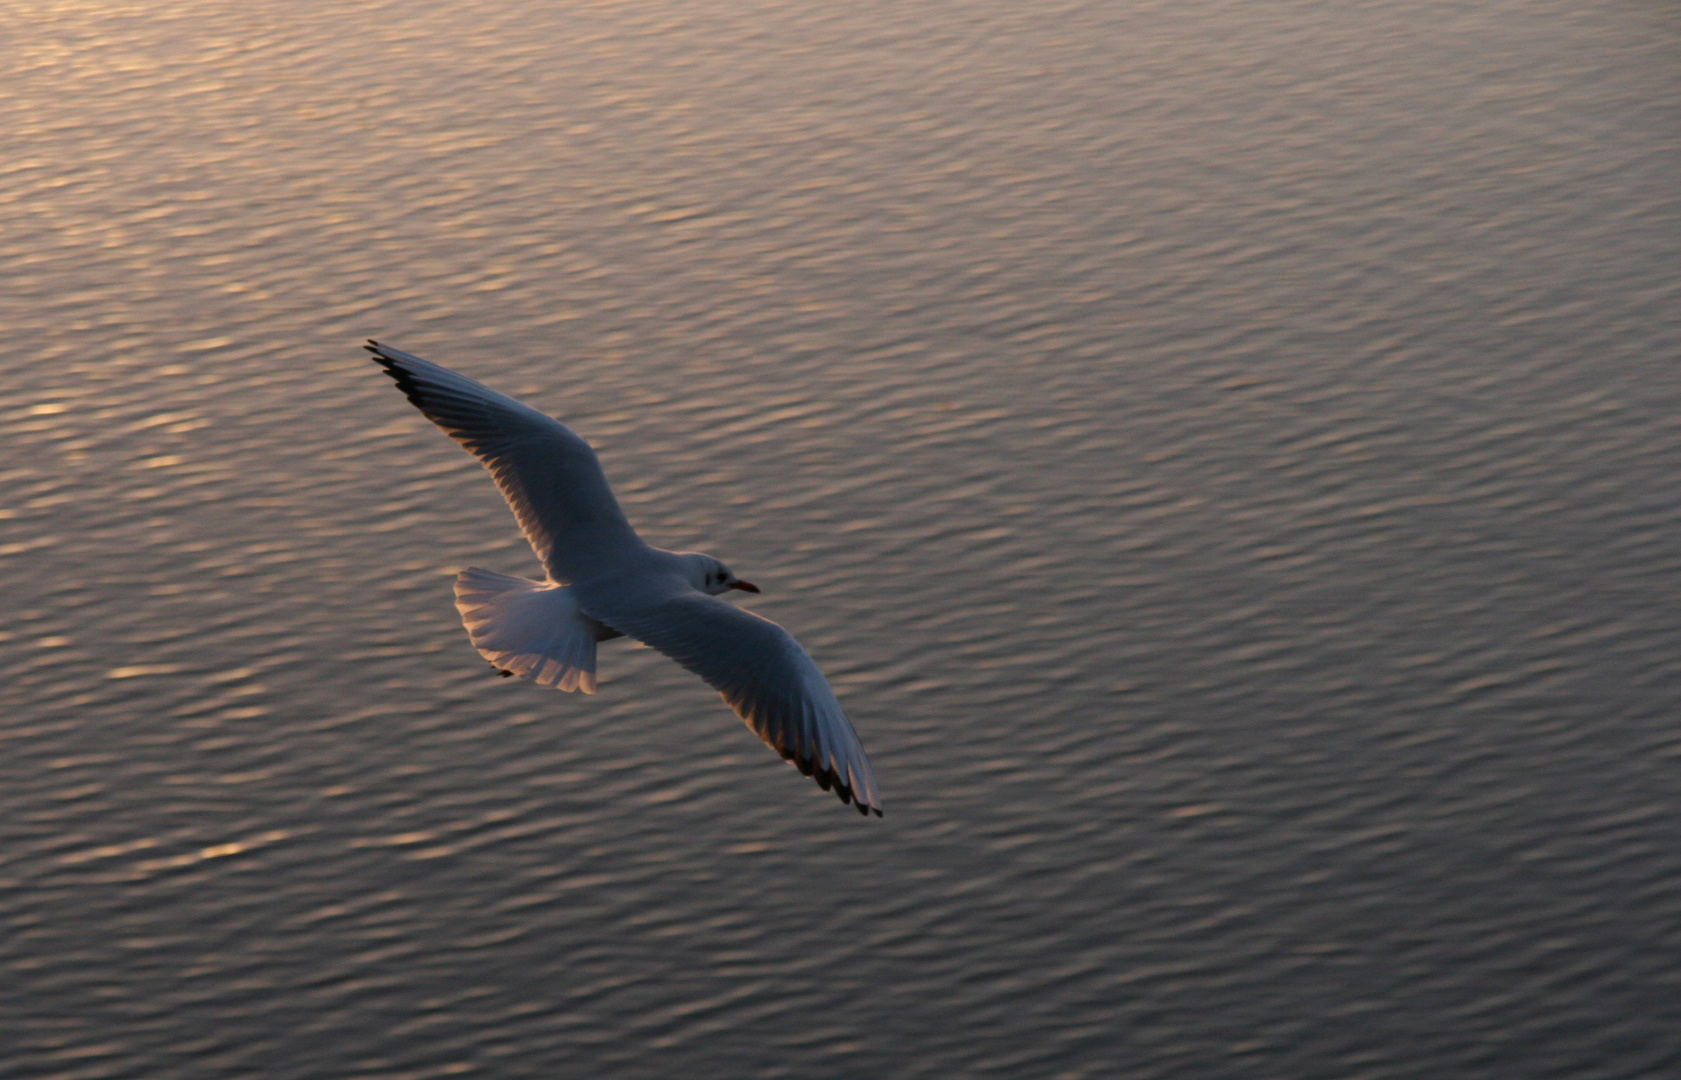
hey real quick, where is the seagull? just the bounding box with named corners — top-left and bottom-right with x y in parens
top-left (365, 340), bottom-right (882, 816)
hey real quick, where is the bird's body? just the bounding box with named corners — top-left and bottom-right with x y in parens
top-left (365, 340), bottom-right (882, 815)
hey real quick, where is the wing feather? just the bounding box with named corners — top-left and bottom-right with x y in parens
top-left (365, 341), bottom-right (641, 583)
top-left (584, 590), bottom-right (883, 815)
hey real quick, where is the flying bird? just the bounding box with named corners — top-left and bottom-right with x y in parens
top-left (365, 341), bottom-right (882, 816)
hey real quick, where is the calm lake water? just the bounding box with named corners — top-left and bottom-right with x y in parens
top-left (3, 1), bottom-right (1679, 1077)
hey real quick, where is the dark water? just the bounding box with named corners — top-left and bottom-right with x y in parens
top-left (3, 1), bottom-right (1679, 1076)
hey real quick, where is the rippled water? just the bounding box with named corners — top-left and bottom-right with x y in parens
top-left (3, 1), bottom-right (1679, 1076)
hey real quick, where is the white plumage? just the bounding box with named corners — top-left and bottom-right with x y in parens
top-left (366, 340), bottom-right (882, 816)
top-left (453, 567), bottom-right (608, 694)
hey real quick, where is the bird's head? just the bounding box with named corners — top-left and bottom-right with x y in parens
top-left (680, 552), bottom-right (760, 597)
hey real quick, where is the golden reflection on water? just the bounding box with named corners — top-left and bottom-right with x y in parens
top-left (2, 0), bottom-right (1679, 1077)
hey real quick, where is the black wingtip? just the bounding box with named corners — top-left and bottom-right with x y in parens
top-left (364, 340), bottom-right (403, 371)
top-left (363, 342), bottom-right (435, 416)
top-left (772, 733), bottom-right (880, 819)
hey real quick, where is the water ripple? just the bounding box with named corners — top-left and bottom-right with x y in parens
top-left (2, 0), bottom-right (1679, 1077)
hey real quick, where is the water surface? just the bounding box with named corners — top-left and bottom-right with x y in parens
top-left (2, 1), bottom-right (1679, 1077)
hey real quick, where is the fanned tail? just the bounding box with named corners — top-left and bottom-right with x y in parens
top-left (453, 567), bottom-right (608, 693)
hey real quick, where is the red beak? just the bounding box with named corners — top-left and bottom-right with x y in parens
top-left (729, 580), bottom-right (761, 594)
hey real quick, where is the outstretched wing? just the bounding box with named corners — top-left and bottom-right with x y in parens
top-left (366, 341), bottom-right (642, 583)
top-left (582, 589), bottom-right (883, 816)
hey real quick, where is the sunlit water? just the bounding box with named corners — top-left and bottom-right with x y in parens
top-left (3, 2), bottom-right (1679, 1077)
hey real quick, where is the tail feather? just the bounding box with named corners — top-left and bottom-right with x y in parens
top-left (453, 567), bottom-right (603, 693)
